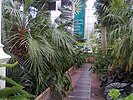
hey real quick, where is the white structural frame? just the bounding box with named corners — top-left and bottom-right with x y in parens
top-left (50, 0), bottom-right (61, 25)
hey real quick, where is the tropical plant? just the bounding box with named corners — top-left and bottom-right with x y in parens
top-left (0, 76), bottom-right (34, 100)
top-left (93, 0), bottom-right (133, 100)
top-left (108, 89), bottom-right (121, 100)
top-left (108, 88), bottom-right (133, 100)
top-left (104, 82), bottom-right (133, 100)
top-left (108, 0), bottom-right (133, 71)
top-left (72, 49), bottom-right (87, 68)
top-left (0, 62), bottom-right (34, 100)
top-left (92, 48), bottom-right (112, 76)
top-left (94, 0), bottom-right (111, 52)
top-left (94, 0), bottom-right (110, 21)
top-left (2, 0), bottom-right (84, 99)
top-left (46, 71), bottom-right (72, 100)
top-left (95, 0), bottom-right (133, 70)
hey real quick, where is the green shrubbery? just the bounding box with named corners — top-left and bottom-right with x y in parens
top-left (0, 62), bottom-right (34, 100)
top-left (2, 1), bottom-right (87, 99)
top-left (92, 48), bottom-right (112, 76)
top-left (108, 89), bottom-right (133, 100)
top-left (93, 0), bottom-right (133, 99)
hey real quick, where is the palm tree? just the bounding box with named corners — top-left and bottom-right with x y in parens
top-left (106, 0), bottom-right (133, 70)
top-left (94, 0), bottom-right (111, 53)
top-left (95, 0), bottom-right (133, 70)
top-left (2, 0), bottom-right (77, 98)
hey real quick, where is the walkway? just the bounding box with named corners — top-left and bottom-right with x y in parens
top-left (67, 63), bottom-right (91, 100)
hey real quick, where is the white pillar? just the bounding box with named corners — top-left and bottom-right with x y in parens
top-left (0, 0), bottom-right (11, 89)
top-left (84, 3), bottom-right (87, 41)
top-left (0, 0), bottom-right (2, 43)
top-left (72, 1), bottom-right (75, 35)
top-left (50, 1), bottom-right (61, 25)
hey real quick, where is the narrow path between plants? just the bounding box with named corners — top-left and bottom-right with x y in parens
top-left (67, 63), bottom-right (91, 100)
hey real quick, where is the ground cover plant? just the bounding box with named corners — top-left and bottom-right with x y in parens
top-left (108, 89), bottom-right (133, 100)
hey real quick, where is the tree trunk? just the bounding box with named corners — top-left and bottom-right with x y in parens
top-left (101, 27), bottom-right (107, 53)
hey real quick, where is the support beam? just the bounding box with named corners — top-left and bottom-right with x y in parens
top-left (72, 1), bottom-right (75, 35)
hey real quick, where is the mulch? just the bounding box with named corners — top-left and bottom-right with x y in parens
top-left (90, 73), bottom-right (105, 100)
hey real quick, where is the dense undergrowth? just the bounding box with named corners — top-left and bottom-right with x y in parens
top-left (92, 0), bottom-right (133, 99)
top-left (1, 0), bottom-right (87, 100)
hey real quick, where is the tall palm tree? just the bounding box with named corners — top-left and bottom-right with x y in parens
top-left (94, 0), bottom-right (111, 53)
top-left (106, 0), bottom-right (133, 70)
top-left (95, 0), bottom-right (133, 70)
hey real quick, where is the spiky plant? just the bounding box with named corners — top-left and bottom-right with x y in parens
top-left (0, 62), bottom-right (34, 100)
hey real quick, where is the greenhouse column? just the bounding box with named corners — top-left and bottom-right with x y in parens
top-left (72, 1), bottom-right (75, 35)
top-left (0, 0), bottom-right (11, 89)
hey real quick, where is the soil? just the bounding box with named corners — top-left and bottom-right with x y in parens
top-left (90, 73), bottom-right (105, 100)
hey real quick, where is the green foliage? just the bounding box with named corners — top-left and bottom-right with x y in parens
top-left (0, 76), bottom-right (34, 100)
top-left (47, 71), bottom-right (72, 100)
top-left (0, 62), bottom-right (33, 100)
top-left (92, 48), bottom-right (112, 76)
top-left (73, 50), bottom-right (87, 68)
top-left (94, 0), bottom-right (111, 27)
top-left (108, 89), bottom-right (121, 100)
top-left (24, 0), bottom-right (33, 13)
top-left (108, 89), bottom-right (133, 100)
top-left (33, 0), bottom-right (58, 10)
top-left (122, 94), bottom-right (133, 100)
top-left (0, 61), bottom-right (18, 68)
top-left (94, 1), bottom-right (133, 100)
top-left (55, 3), bottom-right (73, 34)
top-left (110, 0), bottom-right (126, 16)
top-left (95, 0), bottom-right (133, 71)
top-left (2, 0), bottom-right (86, 99)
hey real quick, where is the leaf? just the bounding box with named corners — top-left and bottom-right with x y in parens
top-left (128, 51), bottom-right (133, 70)
top-left (24, 0), bottom-right (33, 13)
top-left (0, 61), bottom-right (18, 68)
top-left (108, 89), bottom-right (121, 99)
top-left (125, 94), bottom-right (133, 100)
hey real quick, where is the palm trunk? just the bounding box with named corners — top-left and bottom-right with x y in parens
top-left (101, 27), bottom-right (107, 53)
